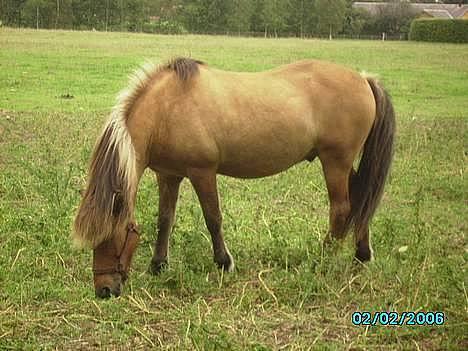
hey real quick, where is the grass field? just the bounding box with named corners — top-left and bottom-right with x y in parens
top-left (0, 28), bottom-right (467, 350)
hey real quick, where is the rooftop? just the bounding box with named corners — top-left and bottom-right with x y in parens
top-left (353, 2), bottom-right (468, 18)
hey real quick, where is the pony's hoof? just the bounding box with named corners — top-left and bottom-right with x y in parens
top-left (148, 259), bottom-right (168, 275)
top-left (215, 251), bottom-right (235, 272)
top-left (355, 245), bottom-right (372, 262)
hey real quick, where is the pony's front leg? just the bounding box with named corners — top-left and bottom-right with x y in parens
top-left (188, 168), bottom-right (234, 272)
top-left (149, 174), bottom-right (183, 274)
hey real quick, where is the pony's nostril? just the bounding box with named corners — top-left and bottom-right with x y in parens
top-left (96, 286), bottom-right (111, 299)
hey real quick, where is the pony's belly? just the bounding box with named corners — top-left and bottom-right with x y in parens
top-left (217, 152), bottom-right (307, 178)
top-left (212, 116), bottom-right (316, 178)
top-left (217, 165), bottom-right (296, 179)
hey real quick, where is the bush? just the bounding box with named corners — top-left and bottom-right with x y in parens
top-left (409, 19), bottom-right (468, 43)
top-left (142, 20), bottom-right (187, 35)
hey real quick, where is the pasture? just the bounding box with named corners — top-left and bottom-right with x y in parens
top-left (0, 28), bottom-right (467, 349)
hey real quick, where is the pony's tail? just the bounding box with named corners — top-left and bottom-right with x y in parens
top-left (349, 78), bottom-right (396, 239)
top-left (73, 111), bottom-right (137, 248)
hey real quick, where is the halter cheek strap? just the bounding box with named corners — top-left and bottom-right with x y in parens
top-left (92, 223), bottom-right (139, 278)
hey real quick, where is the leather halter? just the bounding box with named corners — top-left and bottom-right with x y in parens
top-left (92, 223), bottom-right (139, 279)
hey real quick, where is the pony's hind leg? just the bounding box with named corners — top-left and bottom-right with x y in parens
top-left (149, 174), bottom-right (183, 274)
top-left (320, 154), bottom-right (353, 242)
top-left (355, 228), bottom-right (372, 262)
top-left (188, 168), bottom-right (234, 272)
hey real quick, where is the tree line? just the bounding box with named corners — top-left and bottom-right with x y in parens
top-left (0, 1), bottom-right (463, 38)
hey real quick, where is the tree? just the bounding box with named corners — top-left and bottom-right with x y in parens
top-left (203, 0), bottom-right (229, 32)
top-left (0, 0), bottom-right (28, 27)
top-left (71, 0), bottom-right (106, 30)
top-left (151, 0), bottom-right (184, 22)
top-left (179, 0), bottom-right (228, 33)
top-left (342, 6), bottom-right (370, 36)
top-left (374, 1), bottom-right (417, 37)
top-left (261, 0), bottom-right (289, 37)
top-left (53, 0), bottom-right (73, 29)
top-left (226, 0), bottom-right (254, 34)
top-left (287, 0), bottom-right (315, 37)
top-left (314, 0), bottom-right (346, 39)
top-left (249, 0), bottom-right (264, 33)
top-left (22, 0), bottom-right (52, 29)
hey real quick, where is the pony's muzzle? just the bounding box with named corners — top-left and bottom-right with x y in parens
top-left (95, 286), bottom-right (112, 299)
top-left (94, 278), bottom-right (122, 298)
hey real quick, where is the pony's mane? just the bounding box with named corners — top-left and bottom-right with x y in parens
top-left (166, 57), bottom-right (204, 81)
top-left (73, 57), bottom-right (203, 248)
top-left (118, 57), bottom-right (204, 122)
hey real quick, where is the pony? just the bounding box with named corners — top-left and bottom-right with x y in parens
top-left (73, 58), bottom-right (395, 298)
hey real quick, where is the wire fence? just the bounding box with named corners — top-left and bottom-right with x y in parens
top-left (146, 30), bottom-right (407, 41)
top-left (0, 23), bottom-right (407, 41)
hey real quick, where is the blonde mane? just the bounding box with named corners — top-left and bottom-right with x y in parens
top-left (73, 58), bottom-right (203, 248)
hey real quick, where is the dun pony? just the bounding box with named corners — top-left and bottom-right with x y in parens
top-left (73, 58), bottom-right (395, 298)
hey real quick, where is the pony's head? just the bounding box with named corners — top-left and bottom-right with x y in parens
top-left (73, 109), bottom-right (139, 298)
top-left (92, 223), bottom-right (140, 298)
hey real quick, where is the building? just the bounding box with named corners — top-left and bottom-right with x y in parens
top-left (353, 2), bottom-right (468, 19)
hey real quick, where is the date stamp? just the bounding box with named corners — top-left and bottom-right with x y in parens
top-left (352, 311), bottom-right (445, 326)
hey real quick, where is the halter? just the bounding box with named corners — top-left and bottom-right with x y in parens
top-left (92, 223), bottom-right (139, 279)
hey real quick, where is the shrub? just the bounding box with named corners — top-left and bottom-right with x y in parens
top-left (409, 19), bottom-right (468, 43)
top-left (142, 20), bottom-right (187, 35)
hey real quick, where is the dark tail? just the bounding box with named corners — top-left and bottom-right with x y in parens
top-left (348, 78), bottom-right (396, 238)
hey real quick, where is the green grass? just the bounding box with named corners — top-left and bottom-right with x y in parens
top-left (0, 28), bottom-right (467, 350)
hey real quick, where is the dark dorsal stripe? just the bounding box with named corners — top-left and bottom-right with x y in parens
top-left (165, 57), bottom-right (204, 81)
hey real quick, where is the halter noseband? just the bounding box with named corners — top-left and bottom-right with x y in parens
top-left (92, 223), bottom-right (139, 279)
